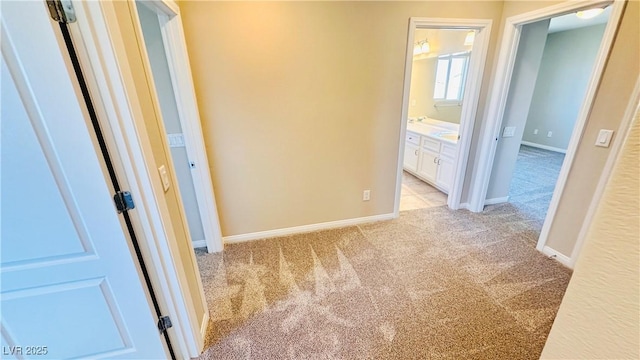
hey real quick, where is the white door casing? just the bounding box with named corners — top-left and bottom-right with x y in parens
top-left (0, 2), bottom-right (166, 358)
top-left (395, 18), bottom-right (493, 216)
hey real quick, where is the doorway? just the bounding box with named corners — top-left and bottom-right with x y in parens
top-left (487, 10), bottom-right (610, 225)
top-left (395, 18), bottom-right (492, 215)
top-left (472, 0), bottom-right (625, 267)
top-left (134, 1), bottom-right (223, 253)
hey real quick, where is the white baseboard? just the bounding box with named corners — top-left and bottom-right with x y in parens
top-left (540, 246), bottom-right (572, 268)
top-left (222, 213), bottom-right (395, 244)
top-left (459, 202), bottom-right (471, 210)
top-left (192, 239), bottom-right (207, 249)
top-left (484, 196), bottom-right (509, 206)
top-left (521, 141), bottom-right (567, 154)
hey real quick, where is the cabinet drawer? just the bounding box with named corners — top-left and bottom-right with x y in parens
top-left (440, 143), bottom-right (457, 158)
top-left (406, 131), bottom-right (420, 146)
top-left (421, 136), bottom-right (440, 153)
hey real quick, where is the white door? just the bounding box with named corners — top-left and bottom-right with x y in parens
top-left (418, 149), bottom-right (439, 183)
top-left (403, 143), bottom-right (419, 172)
top-left (1, 2), bottom-right (166, 359)
top-left (436, 156), bottom-right (455, 193)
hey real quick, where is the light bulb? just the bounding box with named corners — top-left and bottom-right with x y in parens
top-left (413, 44), bottom-right (422, 55)
top-left (576, 8), bottom-right (604, 19)
top-left (421, 41), bottom-right (430, 54)
top-left (464, 31), bottom-right (475, 46)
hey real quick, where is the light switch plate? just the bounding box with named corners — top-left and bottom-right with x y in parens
top-left (595, 129), bottom-right (614, 148)
top-left (167, 133), bottom-right (185, 148)
top-left (158, 165), bottom-right (171, 192)
top-left (502, 126), bottom-right (516, 138)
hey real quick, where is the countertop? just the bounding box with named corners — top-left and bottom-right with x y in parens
top-left (406, 120), bottom-right (459, 145)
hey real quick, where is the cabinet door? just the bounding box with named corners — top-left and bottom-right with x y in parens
top-left (436, 155), bottom-right (455, 193)
top-left (403, 143), bottom-right (419, 172)
top-left (418, 149), bottom-right (438, 183)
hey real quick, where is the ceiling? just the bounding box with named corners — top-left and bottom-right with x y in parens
top-left (548, 6), bottom-right (611, 33)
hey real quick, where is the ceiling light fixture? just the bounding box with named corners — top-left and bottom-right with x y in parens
top-left (464, 30), bottom-right (475, 46)
top-left (576, 7), bottom-right (604, 19)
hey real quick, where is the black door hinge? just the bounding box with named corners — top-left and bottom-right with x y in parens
top-left (46, 0), bottom-right (76, 23)
top-left (113, 191), bottom-right (135, 213)
top-left (158, 316), bottom-right (173, 333)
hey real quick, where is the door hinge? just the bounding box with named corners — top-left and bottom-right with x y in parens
top-left (46, 0), bottom-right (76, 24)
top-left (113, 191), bottom-right (135, 213)
top-left (158, 316), bottom-right (173, 333)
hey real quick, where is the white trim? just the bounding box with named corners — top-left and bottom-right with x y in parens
top-left (71, 1), bottom-right (206, 357)
top-left (520, 141), bottom-right (567, 154)
top-left (192, 239), bottom-right (207, 249)
top-left (138, 1), bottom-right (223, 254)
top-left (200, 311), bottom-right (210, 340)
top-left (469, 0), bottom-right (624, 214)
top-left (223, 213), bottom-right (395, 244)
top-left (569, 76), bottom-right (640, 268)
top-left (394, 17), bottom-right (493, 217)
top-left (541, 246), bottom-right (572, 267)
top-left (484, 196), bottom-right (509, 206)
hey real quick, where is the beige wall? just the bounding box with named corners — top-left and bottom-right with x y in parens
top-left (112, 1), bottom-right (207, 331)
top-left (541, 104), bottom-right (639, 359)
top-left (180, 1), bottom-right (504, 236)
top-left (545, 0), bottom-right (639, 256)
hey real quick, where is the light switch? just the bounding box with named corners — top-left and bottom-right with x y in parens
top-left (595, 129), bottom-right (614, 148)
top-left (502, 126), bottom-right (516, 138)
top-left (167, 133), bottom-right (185, 148)
top-left (158, 165), bottom-right (171, 192)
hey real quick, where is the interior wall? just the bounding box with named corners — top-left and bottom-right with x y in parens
top-left (485, 19), bottom-right (550, 201)
top-left (137, 3), bottom-right (206, 245)
top-left (522, 24), bottom-right (607, 150)
top-left (179, 1), bottom-right (504, 236)
top-left (112, 1), bottom-right (207, 328)
top-left (545, 0), bottom-right (639, 257)
top-left (541, 104), bottom-right (639, 359)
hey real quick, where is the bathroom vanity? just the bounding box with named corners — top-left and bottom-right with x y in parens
top-left (403, 118), bottom-right (459, 194)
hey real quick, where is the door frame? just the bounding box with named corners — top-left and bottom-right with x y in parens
top-left (395, 17), bottom-right (492, 215)
top-left (136, 0), bottom-right (223, 254)
top-left (69, 1), bottom-right (208, 357)
top-left (467, 0), bottom-right (625, 266)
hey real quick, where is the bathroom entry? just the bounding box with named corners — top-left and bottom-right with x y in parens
top-left (395, 19), bottom-right (492, 214)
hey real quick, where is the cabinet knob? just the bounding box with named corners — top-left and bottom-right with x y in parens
top-left (433, 157), bottom-right (437, 163)
top-left (437, 158), bottom-right (442, 165)
top-left (415, 149), bottom-right (419, 155)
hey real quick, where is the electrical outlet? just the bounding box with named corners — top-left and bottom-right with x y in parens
top-left (533, 129), bottom-right (539, 135)
top-left (547, 131), bottom-right (553, 138)
top-left (363, 190), bottom-right (371, 201)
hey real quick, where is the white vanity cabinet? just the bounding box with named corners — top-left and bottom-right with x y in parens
top-left (417, 137), bottom-right (439, 183)
top-left (403, 131), bottom-right (457, 194)
top-left (403, 131), bottom-right (420, 172)
top-left (435, 143), bottom-right (456, 193)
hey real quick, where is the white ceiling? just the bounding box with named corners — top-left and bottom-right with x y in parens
top-left (548, 6), bottom-right (611, 33)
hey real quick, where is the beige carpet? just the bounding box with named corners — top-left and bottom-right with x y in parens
top-left (195, 204), bottom-right (571, 359)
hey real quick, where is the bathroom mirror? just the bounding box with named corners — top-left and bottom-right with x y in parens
top-left (408, 28), bottom-right (476, 124)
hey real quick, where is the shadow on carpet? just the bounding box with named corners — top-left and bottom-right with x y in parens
top-left (195, 203), bottom-right (571, 359)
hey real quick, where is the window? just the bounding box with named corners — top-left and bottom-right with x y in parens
top-left (433, 52), bottom-right (470, 102)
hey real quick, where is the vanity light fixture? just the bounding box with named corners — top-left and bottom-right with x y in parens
top-left (414, 39), bottom-right (430, 56)
top-left (576, 7), bottom-right (604, 19)
top-left (464, 30), bottom-right (475, 46)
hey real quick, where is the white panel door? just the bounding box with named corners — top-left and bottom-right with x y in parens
top-left (1, 2), bottom-right (166, 359)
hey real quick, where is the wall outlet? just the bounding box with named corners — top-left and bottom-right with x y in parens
top-left (547, 131), bottom-right (553, 138)
top-left (363, 190), bottom-right (371, 201)
top-left (158, 165), bottom-right (171, 192)
top-left (533, 129), bottom-right (539, 135)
